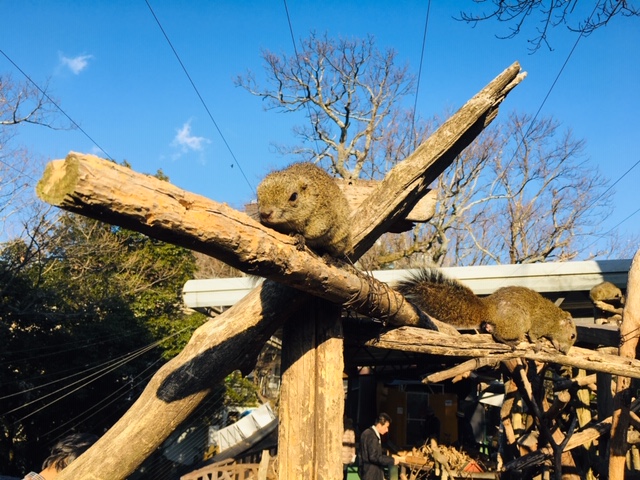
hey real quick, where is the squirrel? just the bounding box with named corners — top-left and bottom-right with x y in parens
top-left (589, 281), bottom-right (624, 325)
top-left (256, 162), bottom-right (352, 257)
top-left (395, 268), bottom-right (577, 354)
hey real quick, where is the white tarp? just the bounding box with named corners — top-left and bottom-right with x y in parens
top-left (209, 403), bottom-right (277, 453)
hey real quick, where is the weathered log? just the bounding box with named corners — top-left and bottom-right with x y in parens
top-left (42, 61), bottom-right (525, 480)
top-left (36, 152), bottom-right (433, 330)
top-left (367, 326), bottom-right (640, 379)
top-left (609, 248), bottom-right (640, 479)
top-left (350, 61), bottom-right (525, 259)
top-left (61, 279), bottom-right (302, 480)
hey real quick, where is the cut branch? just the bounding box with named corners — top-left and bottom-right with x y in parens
top-left (37, 152), bottom-right (440, 329)
top-left (368, 327), bottom-right (640, 379)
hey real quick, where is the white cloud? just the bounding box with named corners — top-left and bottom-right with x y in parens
top-left (171, 121), bottom-right (210, 152)
top-left (59, 53), bottom-right (93, 74)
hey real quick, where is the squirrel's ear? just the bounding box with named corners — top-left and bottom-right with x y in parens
top-left (560, 315), bottom-right (575, 328)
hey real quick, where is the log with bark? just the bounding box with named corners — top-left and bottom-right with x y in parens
top-left (367, 327), bottom-right (640, 380)
top-left (36, 62), bottom-right (526, 480)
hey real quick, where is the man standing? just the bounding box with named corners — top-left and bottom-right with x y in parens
top-left (359, 413), bottom-right (404, 480)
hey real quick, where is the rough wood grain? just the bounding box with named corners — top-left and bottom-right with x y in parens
top-left (609, 248), bottom-right (640, 479)
top-left (36, 152), bottom-right (431, 329)
top-left (278, 299), bottom-right (344, 480)
top-left (367, 326), bottom-right (640, 379)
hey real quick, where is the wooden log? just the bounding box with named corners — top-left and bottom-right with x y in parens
top-left (609, 248), bottom-right (640, 480)
top-left (43, 61), bottom-right (525, 480)
top-left (36, 152), bottom-right (432, 330)
top-left (58, 279), bottom-right (302, 480)
top-left (366, 327), bottom-right (640, 379)
top-left (349, 61), bottom-right (525, 259)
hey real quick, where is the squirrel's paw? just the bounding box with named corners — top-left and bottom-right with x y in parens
top-left (292, 233), bottom-right (306, 251)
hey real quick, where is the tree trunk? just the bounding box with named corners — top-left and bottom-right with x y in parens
top-left (609, 248), bottom-right (640, 479)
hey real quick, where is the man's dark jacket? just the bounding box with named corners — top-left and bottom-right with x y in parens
top-left (358, 426), bottom-right (394, 480)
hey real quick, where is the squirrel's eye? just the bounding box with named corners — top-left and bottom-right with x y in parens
top-left (289, 192), bottom-right (298, 202)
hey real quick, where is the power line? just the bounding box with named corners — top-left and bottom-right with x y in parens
top-left (40, 356), bottom-right (164, 440)
top-left (411, 0), bottom-right (432, 150)
top-left (588, 158), bottom-right (640, 211)
top-left (144, 0), bottom-right (255, 193)
top-left (0, 48), bottom-right (113, 161)
top-left (282, 0), bottom-right (322, 159)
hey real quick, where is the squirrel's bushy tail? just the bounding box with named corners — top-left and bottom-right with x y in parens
top-left (395, 268), bottom-right (486, 328)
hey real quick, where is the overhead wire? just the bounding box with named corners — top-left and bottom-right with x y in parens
top-left (1, 337), bottom-right (164, 399)
top-left (282, 0), bottom-right (322, 159)
top-left (4, 341), bottom-right (159, 420)
top-left (144, 0), bottom-right (255, 193)
top-left (410, 0), bottom-right (432, 150)
top-left (2, 327), bottom-right (191, 423)
top-left (0, 48), bottom-right (113, 162)
top-left (1, 328), bottom-right (153, 366)
top-left (41, 355), bottom-right (165, 440)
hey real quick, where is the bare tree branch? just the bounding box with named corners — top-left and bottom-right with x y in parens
top-left (458, 1), bottom-right (639, 52)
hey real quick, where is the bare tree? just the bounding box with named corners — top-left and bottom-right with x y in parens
top-left (363, 111), bottom-right (614, 268)
top-left (474, 112), bottom-right (611, 264)
top-left (236, 32), bottom-right (415, 179)
top-left (459, 0), bottom-right (639, 52)
top-left (238, 33), bottom-right (623, 267)
top-left (1, 75), bottom-right (63, 240)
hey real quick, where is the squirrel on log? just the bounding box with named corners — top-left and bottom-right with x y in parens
top-left (396, 268), bottom-right (577, 354)
top-left (256, 162), bottom-right (352, 257)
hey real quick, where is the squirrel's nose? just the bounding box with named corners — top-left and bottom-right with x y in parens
top-left (260, 209), bottom-right (273, 221)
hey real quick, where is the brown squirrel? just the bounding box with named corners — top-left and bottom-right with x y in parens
top-left (589, 281), bottom-right (624, 325)
top-left (396, 268), bottom-right (577, 354)
top-left (256, 162), bottom-right (352, 257)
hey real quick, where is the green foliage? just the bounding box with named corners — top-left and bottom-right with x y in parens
top-left (0, 211), bottom-right (207, 475)
top-left (224, 371), bottom-right (260, 408)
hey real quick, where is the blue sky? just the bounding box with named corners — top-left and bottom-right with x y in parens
top-left (3, 1), bottom-right (639, 257)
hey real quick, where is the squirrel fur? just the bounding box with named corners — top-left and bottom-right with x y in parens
top-left (396, 268), bottom-right (577, 354)
top-left (589, 281), bottom-right (623, 304)
top-left (589, 281), bottom-right (624, 325)
top-left (256, 162), bottom-right (351, 257)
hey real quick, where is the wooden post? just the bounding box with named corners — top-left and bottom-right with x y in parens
top-left (279, 298), bottom-right (344, 479)
top-left (609, 248), bottom-right (640, 479)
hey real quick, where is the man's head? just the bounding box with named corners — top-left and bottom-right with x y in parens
top-left (374, 412), bottom-right (392, 435)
